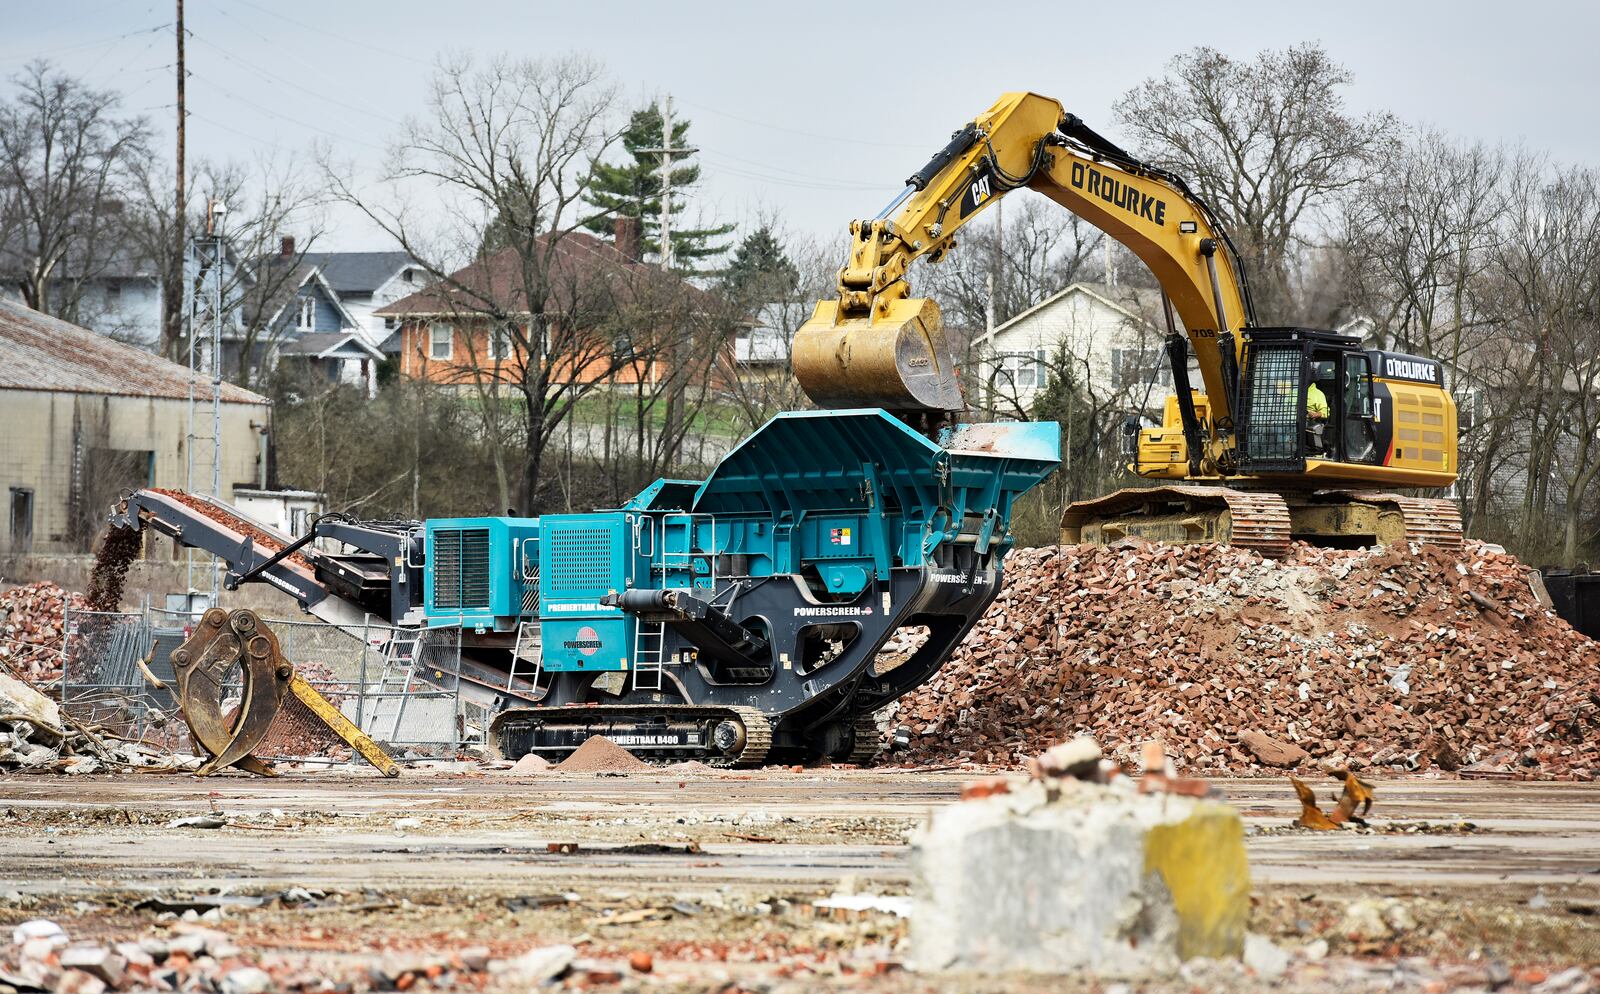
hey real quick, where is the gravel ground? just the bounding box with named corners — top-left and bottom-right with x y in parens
top-left (2, 767), bottom-right (1597, 992)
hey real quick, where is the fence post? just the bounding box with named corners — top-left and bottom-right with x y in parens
top-left (358, 613), bottom-right (370, 731)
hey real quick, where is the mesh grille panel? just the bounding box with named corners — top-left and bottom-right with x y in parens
top-left (547, 527), bottom-right (613, 593)
top-left (432, 529), bottom-right (491, 610)
top-left (1242, 346), bottom-right (1303, 470)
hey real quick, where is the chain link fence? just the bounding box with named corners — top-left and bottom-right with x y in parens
top-left (61, 608), bottom-right (464, 763)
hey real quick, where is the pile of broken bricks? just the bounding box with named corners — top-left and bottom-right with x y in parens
top-left (0, 582), bottom-right (86, 685)
top-left (2, 918), bottom-right (657, 994)
top-left (893, 540), bottom-right (1600, 778)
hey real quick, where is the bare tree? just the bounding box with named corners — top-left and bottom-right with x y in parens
top-left (1336, 135), bottom-right (1530, 536)
top-left (1115, 43), bottom-right (1399, 323)
top-left (918, 193), bottom-right (1103, 357)
top-left (1488, 165), bottom-right (1600, 564)
top-left (326, 52), bottom-right (732, 513)
top-left (0, 61), bottom-right (151, 321)
top-left (720, 230), bottom-right (837, 431)
top-left (125, 154), bottom-right (326, 379)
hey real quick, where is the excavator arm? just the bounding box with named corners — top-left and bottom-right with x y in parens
top-left (794, 92), bottom-right (1256, 463)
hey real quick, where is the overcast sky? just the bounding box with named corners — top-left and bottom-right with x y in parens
top-left (6, 0), bottom-right (1599, 253)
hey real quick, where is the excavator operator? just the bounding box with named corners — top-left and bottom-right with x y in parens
top-left (1306, 364), bottom-right (1333, 454)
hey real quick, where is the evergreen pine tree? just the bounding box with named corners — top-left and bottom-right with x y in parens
top-left (583, 104), bottom-right (732, 270)
top-left (720, 226), bottom-right (799, 305)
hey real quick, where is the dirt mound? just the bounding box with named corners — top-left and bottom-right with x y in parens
top-left (554, 735), bottom-right (650, 773)
top-left (504, 753), bottom-right (552, 774)
top-left (663, 759), bottom-right (717, 774)
top-left (892, 540), bottom-right (1600, 779)
top-left (0, 581), bottom-right (88, 685)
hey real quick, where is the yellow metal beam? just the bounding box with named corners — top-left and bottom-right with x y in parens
top-left (287, 674), bottom-right (401, 778)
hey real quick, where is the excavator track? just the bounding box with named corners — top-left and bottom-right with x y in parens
top-left (1336, 491), bottom-right (1463, 549)
top-left (489, 703), bottom-right (773, 768)
top-left (1062, 485), bottom-right (1293, 558)
top-left (1063, 485), bottom-right (1464, 557)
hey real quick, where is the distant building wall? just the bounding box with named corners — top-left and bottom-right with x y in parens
top-left (0, 390), bottom-right (269, 554)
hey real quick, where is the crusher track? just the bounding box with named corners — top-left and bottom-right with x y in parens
top-left (489, 703), bottom-right (773, 768)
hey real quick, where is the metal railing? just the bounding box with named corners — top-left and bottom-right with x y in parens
top-left (60, 607), bottom-right (464, 763)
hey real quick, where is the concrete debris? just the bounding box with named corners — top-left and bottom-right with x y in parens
top-left (486, 943), bottom-right (576, 982)
top-left (56, 947), bottom-right (123, 989)
top-left (1338, 897), bottom-right (1417, 940)
top-left (164, 815), bottom-right (226, 830)
top-left (11, 921), bottom-right (67, 948)
top-left (217, 966), bottom-right (272, 994)
top-left (1242, 933), bottom-right (1290, 979)
top-left (911, 738), bottom-right (1248, 976)
top-left (895, 541), bottom-right (1600, 777)
top-left (814, 893), bottom-right (913, 918)
top-left (0, 671), bottom-right (67, 771)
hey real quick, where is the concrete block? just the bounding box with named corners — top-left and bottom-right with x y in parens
top-left (910, 779), bottom-right (1249, 976)
top-left (0, 672), bottom-right (61, 739)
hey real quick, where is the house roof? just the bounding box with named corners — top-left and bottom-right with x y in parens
top-left (0, 296), bottom-right (267, 403)
top-left (376, 233), bottom-right (706, 319)
top-left (297, 252), bottom-right (417, 295)
top-left (241, 263), bottom-right (362, 333)
top-left (278, 331), bottom-right (384, 360)
top-left (985, 282), bottom-right (1165, 347)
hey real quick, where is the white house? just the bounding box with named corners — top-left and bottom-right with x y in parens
top-left (298, 250), bottom-right (428, 346)
top-left (974, 281), bottom-right (1190, 418)
top-left (240, 260), bottom-right (384, 394)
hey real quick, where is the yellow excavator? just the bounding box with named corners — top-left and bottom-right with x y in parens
top-left (793, 92), bottom-right (1460, 556)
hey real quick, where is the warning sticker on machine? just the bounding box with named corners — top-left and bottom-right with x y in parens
top-left (830, 527), bottom-right (852, 546)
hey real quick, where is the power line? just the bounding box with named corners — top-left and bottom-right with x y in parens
top-left (2, 21), bottom-right (169, 60)
top-left (699, 147), bottom-right (889, 191)
top-left (188, 70), bottom-right (387, 150)
top-left (677, 95), bottom-right (927, 151)
top-left (228, 0), bottom-right (430, 67)
top-left (189, 32), bottom-right (403, 129)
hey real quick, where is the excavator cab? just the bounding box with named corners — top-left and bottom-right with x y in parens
top-left (1236, 329), bottom-right (1397, 473)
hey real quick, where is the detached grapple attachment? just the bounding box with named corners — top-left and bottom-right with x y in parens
top-left (170, 608), bottom-right (400, 777)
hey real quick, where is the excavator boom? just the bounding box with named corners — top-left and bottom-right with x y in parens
top-left (794, 91), bottom-right (1253, 439)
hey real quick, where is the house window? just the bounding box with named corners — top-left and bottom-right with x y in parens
top-left (1112, 347), bottom-right (1167, 389)
top-left (9, 487), bottom-right (33, 553)
top-left (106, 282), bottom-right (122, 306)
top-left (297, 296), bottom-right (315, 331)
top-left (384, 316), bottom-right (397, 331)
top-left (403, 268), bottom-right (415, 283)
top-left (488, 324), bottom-right (514, 361)
top-left (429, 323), bottom-right (453, 360)
top-left (992, 351), bottom-right (1048, 395)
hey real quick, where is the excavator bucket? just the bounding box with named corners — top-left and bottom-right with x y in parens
top-left (169, 608), bottom-right (400, 777)
top-left (791, 297), bottom-right (966, 413)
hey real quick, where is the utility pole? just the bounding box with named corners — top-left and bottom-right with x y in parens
top-left (640, 95), bottom-right (696, 270)
top-left (173, 0), bottom-right (185, 356)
